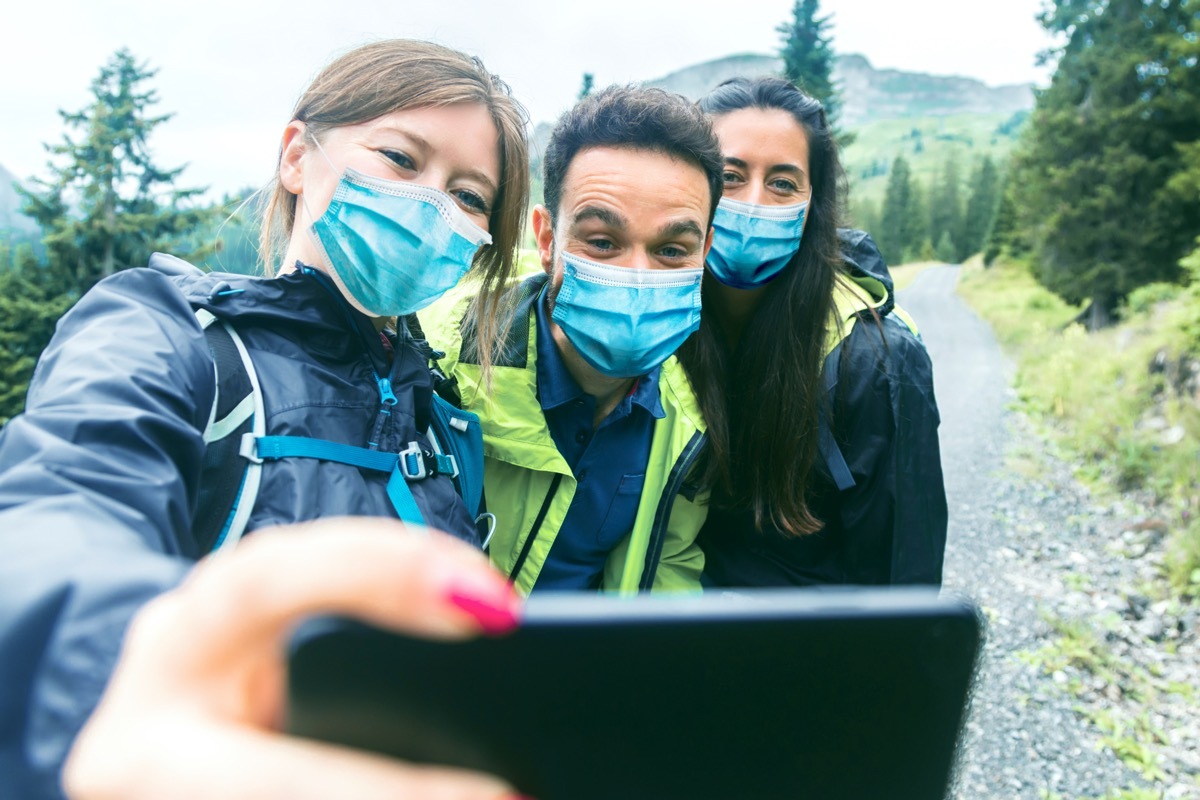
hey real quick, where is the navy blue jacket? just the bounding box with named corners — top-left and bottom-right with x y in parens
top-left (699, 230), bottom-right (947, 587)
top-left (0, 254), bottom-right (475, 798)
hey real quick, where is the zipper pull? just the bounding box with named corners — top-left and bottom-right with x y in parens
top-left (377, 376), bottom-right (398, 407)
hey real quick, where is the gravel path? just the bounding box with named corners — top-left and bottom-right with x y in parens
top-left (899, 266), bottom-right (1199, 800)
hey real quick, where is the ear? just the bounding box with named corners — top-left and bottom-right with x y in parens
top-left (531, 204), bottom-right (555, 275)
top-left (278, 121), bottom-right (308, 195)
top-left (702, 225), bottom-right (714, 260)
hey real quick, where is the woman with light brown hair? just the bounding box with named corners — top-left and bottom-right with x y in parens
top-left (0, 40), bottom-right (531, 799)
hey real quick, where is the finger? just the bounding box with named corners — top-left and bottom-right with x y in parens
top-left (216, 728), bottom-right (523, 800)
top-left (178, 518), bottom-right (521, 646)
top-left (68, 719), bottom-right (526, 800)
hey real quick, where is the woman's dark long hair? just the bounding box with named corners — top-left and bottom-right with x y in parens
top-left (677, 77), bottom-right (846, 537)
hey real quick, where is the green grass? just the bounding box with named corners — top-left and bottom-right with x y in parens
top-left (957, 258), bottom-right (1200, 597)
top-left (843, 112), bottom-right (1024, 208)
top-left (1021, 611), bottom-right (1189, 787)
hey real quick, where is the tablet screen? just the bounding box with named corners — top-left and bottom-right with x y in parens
top-left (287, 588), bottom-right (981, 800)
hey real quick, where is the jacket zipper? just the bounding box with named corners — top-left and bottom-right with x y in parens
top-left (507, 473), bottom-right (563, 586)
top-left (302, 266), bottom-right (398, 450)
top-left (638, 430), bottom-right (707, 591)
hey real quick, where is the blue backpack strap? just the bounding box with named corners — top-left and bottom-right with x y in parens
top-left (427, 396), bottom-right (485, 518)
top-left (240, 434), bottom-right (457, 526)
top-left (404, 312), bottom-right (487, 521)
top-left (818, 345), bottom-right (857, 492)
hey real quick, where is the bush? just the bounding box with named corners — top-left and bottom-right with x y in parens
top-left (1122, 282), bottom-right (1183, 318)
top-left (958, 257), bottom-right (1200, 597)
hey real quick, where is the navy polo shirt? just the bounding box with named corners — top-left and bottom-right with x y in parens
top-left (533, 287), bottom-right (665, 590)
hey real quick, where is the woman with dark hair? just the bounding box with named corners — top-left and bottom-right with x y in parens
top-left (678, 76), bottom-right (947, 587)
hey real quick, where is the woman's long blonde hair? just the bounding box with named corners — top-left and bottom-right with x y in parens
top-left (260, 39), bottom-right (530, 375)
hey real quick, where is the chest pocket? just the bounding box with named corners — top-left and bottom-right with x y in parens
top-left (595, 472), bottom-right (646, 549)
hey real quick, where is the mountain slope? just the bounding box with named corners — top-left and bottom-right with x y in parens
top-left (644, 52), bottom-right (1034, 127)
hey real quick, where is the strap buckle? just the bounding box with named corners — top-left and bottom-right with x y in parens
top-left (398, 441), bottom-right (459, 481)
top-left (238, 432), bottom-right (263, 464)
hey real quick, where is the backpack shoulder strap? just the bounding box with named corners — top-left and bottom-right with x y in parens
top-left (426, 395), bottom-right (485, 519)
top-left (194, 308), bottom-right (266, 555)
top-left (817, 342), bottom-right (857, 493)
top-left (404, 313), bottom-right (487, 522)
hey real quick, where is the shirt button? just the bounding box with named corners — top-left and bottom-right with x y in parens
top-left (573, 398), bottom-right (586, 408)
top-left (575, 431), bottom-right (588, 444)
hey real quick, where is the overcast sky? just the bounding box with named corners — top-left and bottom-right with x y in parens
top-left (1, 0), bottom-right (1057, 199)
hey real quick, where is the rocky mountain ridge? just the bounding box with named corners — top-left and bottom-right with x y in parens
top-left (644, 52), bottom-right (1035, 128)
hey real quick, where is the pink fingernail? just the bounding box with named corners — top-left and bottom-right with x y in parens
top-left (446, 585), bottom-right (521, 635)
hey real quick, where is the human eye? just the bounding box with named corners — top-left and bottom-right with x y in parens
top-left (381, 149), bottom-right (415, 171)
top-left (769, 177), bottom-right (799, 193)
top-left (658, 244), bottom-right (688, 259)
top-left (587, 237), bottom-right (616, 252)
top-left (721, 170), bottom-right (743, 186)
top-left (452, 188), bottom-right (491, 215)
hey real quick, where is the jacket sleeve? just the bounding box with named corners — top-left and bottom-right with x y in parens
top-left (831, 317), bottom-right (947, 585)
top-left (0, 268), bottom-right (214, 798)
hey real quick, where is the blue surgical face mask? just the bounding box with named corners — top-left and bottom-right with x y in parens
top-left (308, 164), bottom-right (492, 317)
top-left (707, 196), bottom-right (808, 289)
top-left (550, 251), bottom-right (703, 379)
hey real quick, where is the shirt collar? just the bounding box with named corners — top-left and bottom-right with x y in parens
top-left (534, 286), bottom-right (665, 419)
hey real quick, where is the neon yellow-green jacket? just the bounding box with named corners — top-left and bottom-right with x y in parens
top-left (421, 274), bottom-right (709, 595)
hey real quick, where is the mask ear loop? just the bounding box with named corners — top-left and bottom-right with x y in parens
top-left (297, 129), bottom-right (342, 228)
top-left (296, 129), bottom-right (346, 275)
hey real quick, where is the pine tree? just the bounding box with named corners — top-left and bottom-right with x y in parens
top-left (983, 177), bottom-right (1025, 267)
top-left (878, 155), bottom-right (914, 265)
top-left (848, 196), bottom-right (880, 238)
top-left (927, 156), bottom-right (963, 263)
top-left (934, 231), bottom-right (957, 264)
top-left (777, 0), bottom-right (843, 132)
top-left (960, 156), bottom-right (1001, 261)
top-left (18, 48), bottom-right (218, 293)
top-left (906, 180), bottom-right (930, 263)
top-left (1012, 0), bottom-right (1200, 326)
top-left (578, 73), bottom-right (595, 100)
top-left (0, 248), bottom-right (73, 424)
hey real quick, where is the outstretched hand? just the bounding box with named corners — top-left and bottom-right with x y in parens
top-left (63, 517), bottom-right (527, 800)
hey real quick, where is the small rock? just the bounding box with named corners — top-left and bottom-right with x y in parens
top-left (1161, 425), bottom-right (1186, 446)
top-left (1125, 593), bottom-right (1150, 620)
top-left (1136, 616), bottom-right (1166, 641)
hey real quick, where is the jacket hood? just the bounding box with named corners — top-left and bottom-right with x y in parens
top-left (837, 228), bottom-right (895, 316)
top-left (147, 253), bottom-right (392, 370)
top-left (148, 253), bottom-right (359, 332)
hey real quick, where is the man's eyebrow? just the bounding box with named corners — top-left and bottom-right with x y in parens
top-left (658, 219), bottom-right (705, 240)
top-left (571, 205), bottom-right (627, 229)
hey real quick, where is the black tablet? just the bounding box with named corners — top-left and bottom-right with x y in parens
top-left (287, 588), bottom-right (982, 800)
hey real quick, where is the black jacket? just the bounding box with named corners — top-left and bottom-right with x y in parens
top-left (0, 255), bottom-right (475, 798)
top-left (699, 230), bottom-right (947, 587)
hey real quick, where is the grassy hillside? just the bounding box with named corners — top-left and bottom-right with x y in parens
top-left (957, 257), bottom-right (1200, 599)
top-left (843, 110), bottom-right (1027, 209)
